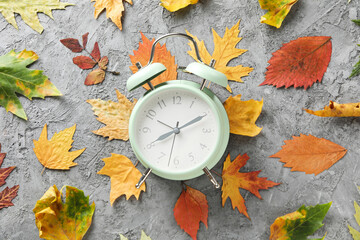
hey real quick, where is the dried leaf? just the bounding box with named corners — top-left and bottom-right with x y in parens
top-left (0, 145), bottom-right (15, 187)
top-left (0, 49), bottom-right (62, 120)
top-left (129, 32), bottom-right (177, 90)
top-left (120, 230), bottom-right (152, 240)
top-left (73, 56), bottom-right (97, 69)
top-left (223, 95), bottom-right (263, 137)
top-left (0, 185), bottom-right (19, 210)
top-left (99, 56), bottom-right (109, 70)
top-left (260, 36), bottom-right (332, 89)
top-left (187, 20), bottom-right (253, 93)
top-left (33, 124), bottom-right (86, 171)
top-left (270, 134), bottom-right (347, 175)
top-left (85, 68), bottom-right (106, 85)
top-left (173, 186), bottom-right (208, 240)
top-left (305, 101), bottom-right (360, 117)
top-left (91, 42), bottom-right (101, 61)
top-left (222, 153), bottom-right (280, 219)
top-left (82, 32), bottom-right (89, 49)
top-left (160, 0), bottom-right (199, 12)
top-left (259, 0), bottom-right (298, 28)
top-left (97, 154), bottom-right (145, 204)
top-left (33, 185), bottom-right (95, 240)
top-left (348, 187), bottom-right (360, 240)
top-left (60, 38), bottom-right (83, 52)
top-left (87, 89), bottom-right (137, 141)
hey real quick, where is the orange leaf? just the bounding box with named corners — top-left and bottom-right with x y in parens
top-left (0, 185), bottom-right (19, 209)
top-left (97, 154), bottom-right (145, 205)
top-left (85, 68), bottom-right (106, 85)
top-left (270, 134), bottom-right (347, 175)
top-left (129, 32), bottom-right (177, 90)
top-left (221, 153), bottom-right (280, 219)
top-left (174, 186), bottom-right (208, 240)
top-left (305, 101), bottom-right (360, 117)
top-left (0, 145), bottom-right (15, 187)
top-left (73, 55), bottom-right (96, 69)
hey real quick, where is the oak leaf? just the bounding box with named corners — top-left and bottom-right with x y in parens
top-left (259, 0), bottom-right (298, 28)
top-left (33, 185), bottom-right (95, 240)
top-left (270, 202), bottom-right (331, 240)
top-left (348, 186), bottom-right (360, 240)
top-left (97, 154), bottom-right (145, 204)
top-left (260, 36), bottom-right (332, 89)
top-left (305, 101), bottom-right (360, 117)
top-left (0, 186), bottom-right (19, 210)
top-left (129, 32), bottom-right (177, 90)
top-left (222, 153), bottom-right (280, 219)
top-left (270, 134), bottom-right (347, 175)
top-left (173, 186), bottom-right (208, 240)
top-left (0, 144), bottom-right (15, 187)
top-left (87, 89), bottom-right (137, 141)
top-left (91, 0), bottom-right (132, 30)
top-left (0, 0), bottom-right (73, 33)
top-left (0, 49), bottom-right (61, 120)
top-left (33, 124), bottom-right (86, 171)
top-left (120, 230), bottom-right (152, 240)
top-left (187, 20), bottom-right (253, 93)
top-left (223, 95), bottom-right (263, 137)
top-left (160, 0), bottom-right (199, 12)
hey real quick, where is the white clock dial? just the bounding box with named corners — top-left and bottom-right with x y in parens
top-left (132, 87), bottom-right (220, 172)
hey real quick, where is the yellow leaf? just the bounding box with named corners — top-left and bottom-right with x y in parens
top-left (259, 0), bottom-right (298, 28)
top-left (186, 20), bottom-right (253, 92)
top-left (91, 0), bottom-right (132, 30)
top-left (33, 124), bottom-right (85, 170)
top-left (305, 101), bottom-right (360, 117)
top-left (160, 0), bottom-right (198, 12)
top-left (223, 95), bottom-right (263, 137)
top-left (349, 187), bottom-right (360, 240)
top-left (97, 154), bottom-right (145, 205)
top-left (87, 89), bottom-right (137, 141)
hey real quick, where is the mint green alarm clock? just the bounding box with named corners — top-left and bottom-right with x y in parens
top-left (127, 33), bottom-right (229, 188)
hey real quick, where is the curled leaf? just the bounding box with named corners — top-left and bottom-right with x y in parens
top-left (73, 56), bottom-right (97, 69)
top-left (259, 0), bottom-right (298, 28)
top-left (305, 101), bottom-right (360, 117)
top-left (160, 0), bottom-right (199, 12)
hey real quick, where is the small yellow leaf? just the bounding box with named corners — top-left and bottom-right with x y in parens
top-left (160, 0), bottom-right (198, 12)
top-left (305, 101), bottom-right (360, 117)
top-left (223, 95), bottom-right (263, 137)
top-left (259, 0), bottom-right (298, 28)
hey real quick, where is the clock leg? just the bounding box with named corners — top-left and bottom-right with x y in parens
top-left (135, 168), bottom-right (152, 188)
top-left (203, 167), bottom-right (220, 189)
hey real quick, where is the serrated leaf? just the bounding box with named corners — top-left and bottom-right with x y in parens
top-left (305, 101), bottom-right (360, 117)
top-left (0, 144), bottom-right (15, 187)
top-left (91, 42), bottom-right (101, 61)
top-left (160, 0), bottom-right (199, 12)
top-left (259, 0), bottom-right (298, 28)
top-left (60, 38), bottom-right (83, 53)
top-left (0, 49), bottom-right (61, 120)
top-left (0, 185), bottom-right (19, 210)
top-left (73, 56), bottom-right (97, 70)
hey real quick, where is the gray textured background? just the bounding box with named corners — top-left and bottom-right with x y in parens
top-left (0, 0), bottom-right (360, 239)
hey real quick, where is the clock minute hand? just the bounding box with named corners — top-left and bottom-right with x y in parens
top-left (179, 114), bottom-right (207, 130)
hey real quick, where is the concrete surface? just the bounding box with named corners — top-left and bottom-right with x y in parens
top-left (0, 0), bottom-right (360, 239)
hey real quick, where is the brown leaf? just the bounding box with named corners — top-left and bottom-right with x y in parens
top-left (82, 32), bottom-right (89, 49)
top-left (0, 151), bottom-right (15, 188)
top-left (0, 185), bottom-right (19, 209)
top-left (60, 38), bottom-right (83, 52)
top-left (99, 56), bottom-right (109, 70)
top-left (85, 68), bottom-right (106, 85)
top-left (73, 56), bottom-right (97, 69)
top-left (91, 42), bottom-right (101, 61)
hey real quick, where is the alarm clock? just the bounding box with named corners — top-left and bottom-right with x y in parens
top-left (127, 33), bottom-right (230, 188)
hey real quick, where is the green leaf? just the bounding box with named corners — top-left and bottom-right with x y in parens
top-left (352, 19), bottom-right (360, 26)
top-left (120, 230), bottom-right (152, 240)
top-left (349, 57), bottom-right (360, 78)
top-left (0, 0), bottom-right (73, 33)
top-left (348, 186), bottom-right (360, 240)
top-left (0, 50), bottom-right (61, 120)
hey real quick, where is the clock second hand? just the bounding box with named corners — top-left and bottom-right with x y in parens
top-left (157, 120), bottom-right (173, 129)
top-left (168, 121), bottom-right (179, 166)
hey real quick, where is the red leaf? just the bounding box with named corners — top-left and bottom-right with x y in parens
top-left (60, 38), bottom-right (83, 53)
top-left (85, 68), bottom-right (105, 85)
top-left (91, 42), bottom-right (101, 61)
top-left (260, 36), bottom-right (332, 90)
top-left (0, 145), bottom-right (15, 187)
top-left (0, 185), bottom-right (19, 209)
top-left (73, 56), bottom-right (97, 70)
top-left (82, 32), bottom-right (89, 49)
top-left (174, 186), bottom-right (208, 240)
top-left (99, 56), bottom-right (108, 70)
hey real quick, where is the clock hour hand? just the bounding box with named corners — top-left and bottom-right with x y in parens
top-left (151, 129), bottom-right (176, 144)
top-left (179, 113), bottom-right (207, 130)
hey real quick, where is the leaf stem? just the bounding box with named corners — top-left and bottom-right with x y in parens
top-left (210, 169), bottom-right (222, 178)
top-left (134, 160), bottom-right (139, 167)
top-left (41, 166), bottom-right (46, 175)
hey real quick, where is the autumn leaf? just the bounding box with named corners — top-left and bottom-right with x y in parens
top-left (173, 185), bottom-right (208, 240)
top-left (186, 20), bottom-right (253, 93)
top-left (87, 89), bottom-right (137, 141)
top-left (348, 186), bottom-right (360, 240)
top-left (0, 144), bottom-right (15, 187)
top-left (129, 32), bottom-right (177, 90)
top-left (259, 0), bottom-right (298, 28)
top-left (73, 56), bottom-right (97, 69)
top-left (120, 230), bottom-right (152, 240)
top-left (91, 0), bottom-right (132, 30)
top-left (33, 124), bottom-right (86, 171)
top-left (305, 101), bottom-right (360, 117)
top-left (270, 134), bottom-right (347, 175)
top-left (97, 154), bottom-right (145, 204)
top-left (223, 95), bottom-right (263, 137)
top-left (260, 36), bottom-right (332, 90)
top-left (0, 0), bottom-right (73, 33)
top-left (0, 186), bottom-right (19, 210)
top-left (33, 185), bottom-right (95, 240)
top-left (160, 0), bottom-right (199, 12)
top-left (221, 153), bottom-right (280, 219)
top-left (270, 202), bottom-right (331, 240)
top-left (0, 49), bottom-right (61, 120)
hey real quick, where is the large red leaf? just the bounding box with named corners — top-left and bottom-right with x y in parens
top-left (0, 145), bottom-right (15, 187)
top-left (0, 185), bottom-right (19, 209)
top-left (260, 36), bottom-right (332, 89)
top-left (73, 56), bottom-right (97, 69)
top-left (60, 38), bottom-right (83, 53)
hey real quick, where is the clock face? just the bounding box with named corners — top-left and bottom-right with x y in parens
top-left (131, 86), bottom-right (220, 174)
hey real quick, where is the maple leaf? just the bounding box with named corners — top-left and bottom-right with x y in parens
top-left (91, 0), bottom-right (132, 30)
top-left (33, 124), bottom-right (86, 171)
top-left (173, 185), bottom-right (208, 240)
top-left (129, 32), bottom-right (178, 90)
top-left (33, 185), bottom-right (95, 240)
top-left (97, 153), bottom-right (145, 204)
top-left (0, 185), bottom-right (19, 210)
top-left (160, 0), bottom-right (199, 12)
top-left (259, 0), bottom-right (298, 28)
top-left (0, 49), bottom-right (61, 120)
top-left (223, 95), bottom-right (263, 137)
top-left (270, 202), bottom-right (331, 240)
top-left (87, 89), bottom-right (137, 141)
top-left (348, 187), bottom-right (360, 240)
top-left (221, 153), bottom-right (280, 219)
top-left (305, 101), bottom-right (360, 117)
top-left (0, 0), bottom-right (73, 33)
top-left (186, 20), bottom-right (253, 93)
top-left (260, 36), bottom-right (332, 90)
top-left (120, 230), bottom-right (152, 240)
top-left (270, 134), bottom-right (347, 175)
top-left (0, 144), bottom-right (15, 187)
